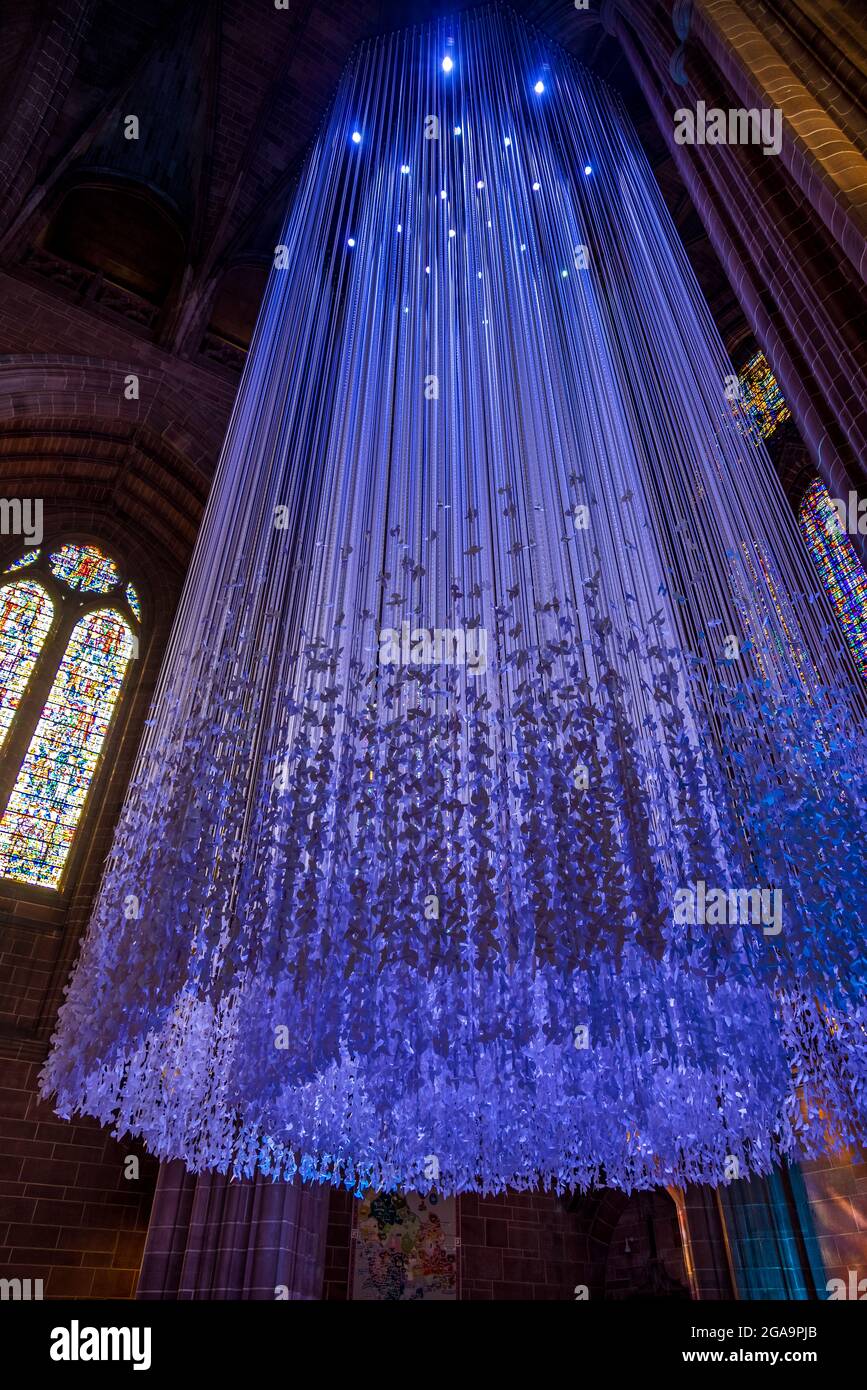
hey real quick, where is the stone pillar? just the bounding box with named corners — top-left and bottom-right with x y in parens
top-left (679, 1183), bottom-right (738, 1298)
top-left (607, 0), bottom-right (867, 559)
top-left (136, 1160), bottom-right (330, 1300)
top-left (680, 1166), bottom-right (827, 1300)
top-left (717, 1166), bottom-right (824, 1299)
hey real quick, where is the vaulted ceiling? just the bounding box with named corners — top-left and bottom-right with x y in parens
top-left (0, 0), bottom-right (747, 358)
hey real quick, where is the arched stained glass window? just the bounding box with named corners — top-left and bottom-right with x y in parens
top-left (0, 542), bottom-right (140, 890)
top-left (0, 580), bottom-right (54, 753)
top-left (0, 610), bottom-right (134, 887)
top-left (800, 479), bottom-right (867, 676)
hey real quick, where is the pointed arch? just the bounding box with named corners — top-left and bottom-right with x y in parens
top-left (0, 608), bottom-right (135, 887)
top-left (0, 577), bottom-right (54, 753)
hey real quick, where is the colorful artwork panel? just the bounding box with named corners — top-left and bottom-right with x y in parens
top-left (351, 1191), bottom-right (457, 1301)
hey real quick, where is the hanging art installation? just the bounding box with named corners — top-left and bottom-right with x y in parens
top-left (43, 8), bottom-right (867, 1196)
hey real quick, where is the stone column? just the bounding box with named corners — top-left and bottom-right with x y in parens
top-left (136, 1160), bottom-right (330, 1300)
top-left (607, 0), bottom-right (867, 559)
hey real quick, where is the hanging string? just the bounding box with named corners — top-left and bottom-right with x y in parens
top-left (43, 6), bottom-right (867, 1196)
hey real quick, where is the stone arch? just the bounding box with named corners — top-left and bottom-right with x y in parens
top-left (565, 1185), bottom-right (691, 1299)
top-left (0, 353), bottom-right (218, 1038)
top-left (41, 178), bottom-right (187, 306)
top-left (602, 1188), bottom-right (691, 1299)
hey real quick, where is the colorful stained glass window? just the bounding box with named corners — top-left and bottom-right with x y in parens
top-left (49, 543), bottom-right (119, 594)
top-left (800, 479), bottom-right (867, 676)
top-left (0, 580), bottom-right (53, 752)
top-left (731, 351), bottom-right (791, 441)
top-left (126, 584), bottom-right (141, 620)
top-left (4, 550), bottom-right (40, 572)
top-left (0, 609), bottom-right (134, 887)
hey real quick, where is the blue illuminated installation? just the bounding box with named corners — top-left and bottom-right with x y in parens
top-left (44, 9), bottom-right (867, 1196)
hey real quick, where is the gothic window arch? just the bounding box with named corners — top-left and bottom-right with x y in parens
top-left (0, 541), bottom-right (141, 890)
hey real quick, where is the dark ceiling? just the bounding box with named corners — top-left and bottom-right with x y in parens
top-left (2, 0), bottom-right (749, 359)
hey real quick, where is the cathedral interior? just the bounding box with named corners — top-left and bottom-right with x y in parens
top-left (0, 0), bottom-right (866, 1311)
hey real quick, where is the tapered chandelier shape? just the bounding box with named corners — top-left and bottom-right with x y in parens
top-left (44, 8), bottom-right (867, 1195)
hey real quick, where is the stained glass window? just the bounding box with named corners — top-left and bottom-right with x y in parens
top-left (49, 543), bottom-right (119, 593)
top-left (4, 550), bottom-right (40, 572)
top-left (731, 350), bottom-right (791, 441)
top-left (800, 479), bottom-right (867, 676)
top-left (0, 580), bottom-right (53, 753)
top-left (0, 610), bottom-right (135, 887)
top-left (0, 543), bottom-right (140, 891)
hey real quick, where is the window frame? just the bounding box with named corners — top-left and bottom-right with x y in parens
top-left (0, 532), bottom-right (143, 901)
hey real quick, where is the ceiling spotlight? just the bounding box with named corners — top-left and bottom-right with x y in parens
top-left (425, 265), bottom-right (430, 274)
top-left (442, 55), bottom-right (453, 73)
top-left (351, 131), bottom-right (362, 144)
top-left (347, 238), bottom-right (356, 248)
top-left (532, 181), bottom-right (541, 191)
top-left (454, 125), bottom-right (462, 136)
top-left (560, 268), bottom-right (568, 277)
top-left (534, 80), bottom-right (545, 95)
top-left (449, 229), bottom-right (456, 238)
top-left (440, 189), bottom-right (447, 200)
top-left (476, 180), bottom-right (485, 189)
top-left (504, 135), bottom-right (512, 147)
top-left (397, 224), bottom-right (402, 233)
top-left (584, 164), bottom-right (593, 175)
top-left (401, 164), bottom-right (410, 174)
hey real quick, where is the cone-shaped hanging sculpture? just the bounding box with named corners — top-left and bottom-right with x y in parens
top-left (44, 8), bottom-right (867, 1195)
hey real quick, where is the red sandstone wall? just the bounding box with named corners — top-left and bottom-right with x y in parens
top-left (459, 1190), bottom-right (594, 1300)
top-left (801, 1151), bottom-right (867, 1294)
top-left (0, 1057), bottom-right (157, 1297)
